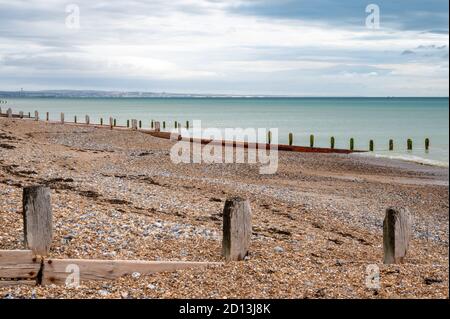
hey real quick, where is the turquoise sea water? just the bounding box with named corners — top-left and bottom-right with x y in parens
top-left (2, 97), bottom-right (449, 166)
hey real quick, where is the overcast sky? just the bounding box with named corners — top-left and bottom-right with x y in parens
top-left (0, 0), bottom-right (448, 96)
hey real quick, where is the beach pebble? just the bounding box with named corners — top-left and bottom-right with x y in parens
top-left (147, 284), bottom-right (157, 290)
top-left (98, 290), bottom-right (109, 296)
top-left (132, 272), bottom-right (141, 279)
top-left (274, 246), bottom-right (284, 253)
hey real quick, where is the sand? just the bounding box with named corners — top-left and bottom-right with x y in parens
top-left (0, 117), bottom-right (448, 299)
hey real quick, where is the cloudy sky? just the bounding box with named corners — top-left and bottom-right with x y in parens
top-left (0, 0), bottom-right (448, 96)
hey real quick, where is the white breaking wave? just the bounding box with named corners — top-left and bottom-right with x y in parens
top-left (360, 152), bottom-right (449, 168)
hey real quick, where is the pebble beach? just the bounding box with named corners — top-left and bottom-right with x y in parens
top-left (0, 117), bottom-right (448, 299)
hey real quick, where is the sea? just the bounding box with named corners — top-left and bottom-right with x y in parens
top-left (1, 97), bottom-right (448, 167)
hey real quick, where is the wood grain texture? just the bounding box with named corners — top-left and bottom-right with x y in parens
top-left (42, 258), bottom-right (221, 285)
top-left (0, 250), bottom-right (41, 280)
top-left (22, 186), bottom-right (53, 256)
top-left (222, 197), bottom-right (252, 261)
top-left (383, 207), bottom-right (412, 264)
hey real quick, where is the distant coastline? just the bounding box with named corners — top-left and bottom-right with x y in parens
top-left (0, 90), bottom-right (448, 99)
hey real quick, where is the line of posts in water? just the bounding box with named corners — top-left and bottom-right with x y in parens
top-left (1, 108), bottom-right (431, 152)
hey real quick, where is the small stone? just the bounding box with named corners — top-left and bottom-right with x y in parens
top-left (98, 290), bottom-right (109, 296)
top-left (132, 272), bottom-right (141, 279)
top-left (274, 246), bottom-right (284, 253)
top-left (147, 284), bottom-right (156, 290)
top-left (121, 291), bottom-right (129, 299)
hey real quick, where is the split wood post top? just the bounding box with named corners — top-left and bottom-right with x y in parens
top-left (383, 207), bottom-right (412, 264)
top-left (22, 186), bottom-right (53, 256)
top-left (222, 197), bottom-right (252, 261)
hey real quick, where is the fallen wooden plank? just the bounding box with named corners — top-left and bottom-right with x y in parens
top-left (42, 259), bottom-right (221, 285)
top-left (0, 250), bottom-right (41, 280)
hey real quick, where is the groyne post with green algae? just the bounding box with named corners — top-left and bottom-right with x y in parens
top-left (288, 133), bottom-right (293, 146)
top-left (407, 139), bottom-right (413, 151)
top-left (330, 136), bottom-right (335, 149)
top-left (310, 134), bottom-right (314, 148)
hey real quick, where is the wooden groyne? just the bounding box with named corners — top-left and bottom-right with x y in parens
top-left (1, 107), bottom-right (431, 154)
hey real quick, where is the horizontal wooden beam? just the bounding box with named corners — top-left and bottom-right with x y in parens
top-left (42, 258), bottom-right (222, 285)
top-left (0, 280), bottom-right (36, 287)
top-left (0, 250), bottom-right (41, 280)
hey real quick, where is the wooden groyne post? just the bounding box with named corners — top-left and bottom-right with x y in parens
top-left (46, 112), bottom-right (49, 121)
top-left (288, 133), bottom-right (293, 146)
top-left (383, 207), bottom-right (412, 264)
top-left (310, 134), bottom-right (314, 148)
top-left (7, 108), bottom-right (12, 118)
top-left (369, 140), bottom-right (374, 152)
top-left (60, 113), bottom-right (64, 124)
top-left (222, 197), bottom-right (252, 261)
top-left (407, 139), bottom-right (413, 151)
top-left (131, 119), bottom-right (138, 130)
top-left (19, 111), bottom-right (24, 119)
top-left (425, 138), bottom-right (430, 151)
top-left (34, 111), bottom-right (39, 121)
top-left (109, 117), bottom-right (114, 129)
top-left (154, 121), bottom-right (161, 132)
top-left (85, 115), bottom-right (90, 125)
top-left (389, 139), bottom-right (394, 151)
top-left (350, 137), bottom-right (354, 151)
top-left (22, 186), bottom-right (53, 256)
top-left (330, 136), bottom-right (335, 149)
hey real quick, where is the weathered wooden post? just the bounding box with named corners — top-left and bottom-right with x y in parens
top-left (267, 131), bottom-right (272, 144)
top-left (100, 118), bottom-right (103, 125)
top-left (350, 137), bottom-right (354, 151)
top-left (7, 108), bottom-right (12, 118)
top-left (174, 121), bottom-right (178, 129)
top-left (34, 111), bottom-right (39, 121)
top-left (46, 112), bottom-right (49, 121)
top-left (60, 113), bottom-right (64, 124)
top-left (407, 139), bottom-right (413, 151)
top-left (163, 121), bottom-right (166, 129)
top-left (19, 111), bottom-right (24, 119)
top-left (113, 119), bottom-right (116, 127)
top-left (389, 139), bottom-right (394, 151)
top-left (127, 119), bottom-right (130, 128)
top-left (28, 112), bottom-right (31, 118)
top-left (186, 121), bottom-right (190, 129)
top-left (369, 140), bottom-right (374, 152)
top-left (288, 133), bottom-right (293, 146)
top-left (154, 121), bottom-right (161, 132)
top-left (22, 186), bottom-right (53, 256)
top-left (85, 115), bottom-right (90, 125)
top-left (383, 207), bottom-right (412, 264)
top-left (131, 119), bottom-right (138, 130)
top-left (222, 197), bottom-right (252, 261)
top-left (310, 134), bottom-right (314, 148)
top-left (425, 138), bottom-right (430, 151)
top-left (139, 120), bottom-right (142, 129)
top-left (151, 120), bottom-right (154, 129)
top-left (109, 117), bottom-right (114, 129)
top-left (74, 115), bottom-right (77, 123)
top-left (330, 136), bottom-right (335, 149)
